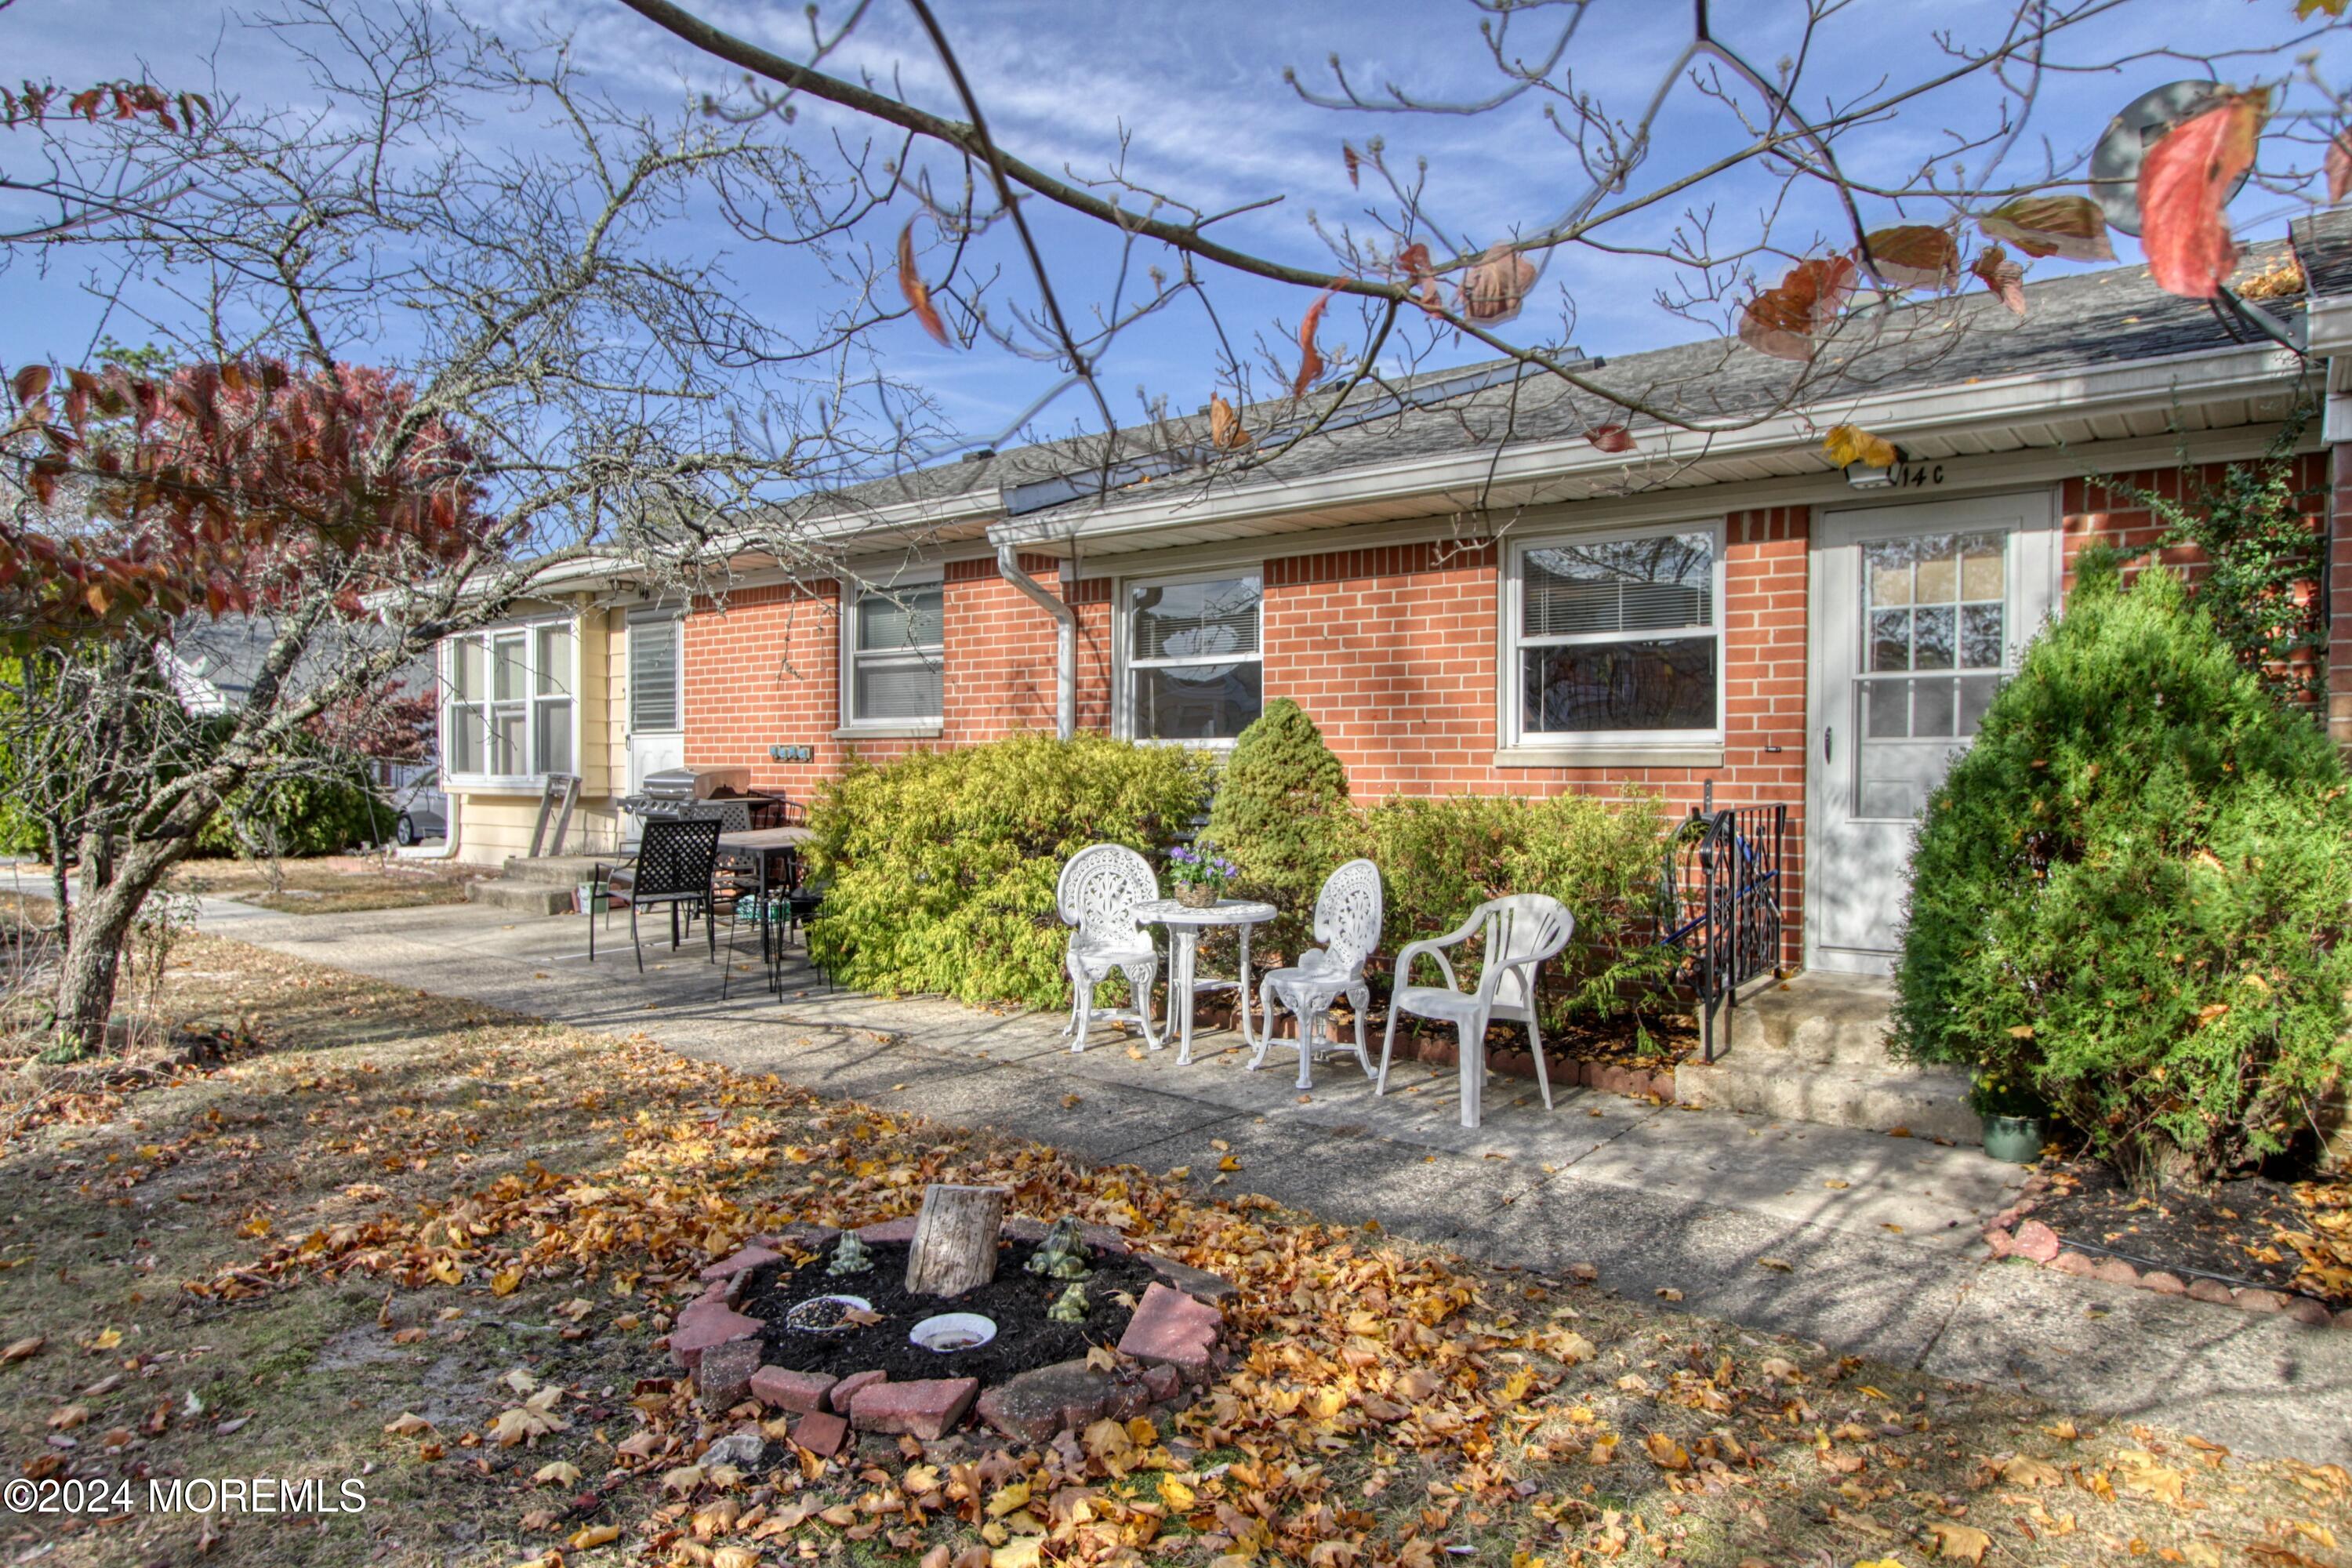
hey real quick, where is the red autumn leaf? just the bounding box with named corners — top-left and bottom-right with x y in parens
top-left (1343, 145), bottom-right (1361, 189)
top-left (12, 365), bottom-right (50, 405)
top-left (1397, 243), bottom-right (1443, 314)
top-left (1969, 245), bottom-right (2027, 317)
top-left (1584, 423), bottom-right (1637, 453)
top-left (2140, 90), bottom-right (2267, 300)
top-left (895, 221), bottom-right (951, 347)
top-left (1859, 225), bottom-right (1959, 290)
top-left (1976, 195), bottom-right (2114, 263)
top-left (1458, 243), bottom-right (1537, 325)
top-left (1737, 256), bottom-right (1858, 362)
top-left (1292, 289), bottom-right (1334, 397)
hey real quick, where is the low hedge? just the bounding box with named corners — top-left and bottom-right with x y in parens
top-left (1353, 789), bottom-right (1675, 1026)
top-left (804, 735), bottom-right (1213, 1007)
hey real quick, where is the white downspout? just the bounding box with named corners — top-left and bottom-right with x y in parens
top-left (394, 792), bottom-right (463, 862)
top-left (996, 543), bottom-right (1076, 740)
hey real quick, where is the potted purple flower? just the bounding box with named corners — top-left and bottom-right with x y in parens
top-left (1168, 841), bottom-right (1239, 909)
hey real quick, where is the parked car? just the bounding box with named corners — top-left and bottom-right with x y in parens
top-left (379, 761), bottom-right (448, 847)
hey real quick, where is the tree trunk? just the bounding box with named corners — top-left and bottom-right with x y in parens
top-left (902, 1184), bottom-right (1007, 1298)
top-left (51, 839), bottom-right (185, 1058)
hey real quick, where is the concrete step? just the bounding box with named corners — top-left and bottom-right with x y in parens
top-left (499, 854), bottom-right (609, 886)
top-left (466, 878), bottom-right (575, 916)
top-left (1675, 1052), bottom-right (1980, 1143)
top-left (1729, 971), bottom-right (1901, 1065)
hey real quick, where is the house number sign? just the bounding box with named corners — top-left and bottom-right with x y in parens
top-left (768, 744), bottom-right (815, 762)
top-left (1889, 462), bottom-right (1947, 488)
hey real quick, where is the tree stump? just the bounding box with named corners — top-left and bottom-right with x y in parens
top-left (903, 1184), bottom-right (1008, 1298)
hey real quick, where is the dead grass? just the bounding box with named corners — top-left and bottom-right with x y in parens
top-left (165, 855), bottom-right (488, 914)
top-left (0, 920), bottom-right (2345, 1568)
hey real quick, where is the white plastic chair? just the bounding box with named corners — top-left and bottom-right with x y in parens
top-left (1377, 894), bottom-right (1575, 1129)
top-left (1057, 844), bottom-right (1161, 1051)
top-left (1254, 858), bottom-right (1382, 1090)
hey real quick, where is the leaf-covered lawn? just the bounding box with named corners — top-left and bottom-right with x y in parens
top-left (1, 923), bottom-right (2347, 1568)
top-left (164, 855), bottom-right (488, 914)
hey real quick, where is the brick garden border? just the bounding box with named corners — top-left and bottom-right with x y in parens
top-left (666, 1218), bottom-right (1240, 1457)
top-left (1982, 1172), bottom-right (2349, 1330)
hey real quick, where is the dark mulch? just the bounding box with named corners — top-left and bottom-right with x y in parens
top-left (2025, 1160), bottom-right (2350, 1310)
top-left (740, 1238), bottom-right (1160, 1387)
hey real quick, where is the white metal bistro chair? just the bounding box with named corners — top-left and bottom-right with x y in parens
top-left (1057, 844), bottom-right (1162, 1051)
top-left (1377, 894), bottom-right (1575, 1129)
top-left (1254, 858), bottom-right (1382, 1090)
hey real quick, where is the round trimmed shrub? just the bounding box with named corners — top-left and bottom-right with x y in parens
top-left (1203, 697), bottom-right (1351, 957)
top-left (805, 735), bottom-right (1212, 1007)
top-left (1890, 556), bottom-right (2352, 1188)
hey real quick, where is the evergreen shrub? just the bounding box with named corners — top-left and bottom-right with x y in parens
top-left (805, 734), bottom-right (1213, 1007)
top-left (1203, 698), bottom-right (1350, 956)
top-left (1891, 557), bottom-right (2352, 1187)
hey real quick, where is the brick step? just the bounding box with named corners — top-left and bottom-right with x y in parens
top-left (465, 878), bottom-right (575, 917)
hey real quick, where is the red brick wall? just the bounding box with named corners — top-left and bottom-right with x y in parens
top-left (684, 559), bottom-right (1115, 797)
top-left (1259, 514), bottom-right (1811, 967)
top-left (2334, 446), bottom-right (2352, 751)
top-left (941, 554), bottom-right (1111, 742)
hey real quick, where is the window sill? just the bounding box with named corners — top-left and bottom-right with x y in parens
top-left (443, 775), bottom-right (558, 793)
top-left (832, 724), bottom-right (942, 741)
top-left (1493, 745), bottom-right (1726, 770)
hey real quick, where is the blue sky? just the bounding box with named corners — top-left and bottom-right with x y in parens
top-left (5, 0), bottom-right (2347, 457)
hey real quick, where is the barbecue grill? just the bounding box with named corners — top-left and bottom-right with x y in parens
top-left (620, 765), bottom-right (756, 843)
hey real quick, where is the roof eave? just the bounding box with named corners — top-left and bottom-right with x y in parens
top-left (986, 339), bottom-right (2305, 553)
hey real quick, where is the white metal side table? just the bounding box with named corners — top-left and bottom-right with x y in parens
top-left (1132, 897), bottom-right (1278, 1065)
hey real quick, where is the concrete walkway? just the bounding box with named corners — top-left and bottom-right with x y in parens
top-left (190, 894), bottom-right (2352, 1463)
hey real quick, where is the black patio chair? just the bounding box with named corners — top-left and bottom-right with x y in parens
top-left (590, 817), bottom-right (722, 972)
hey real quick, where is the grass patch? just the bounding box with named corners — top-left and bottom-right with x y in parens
top-left (0, 924), bottom-right (2345, 1566)
top-left (165, 855), bottom-right (488, 914)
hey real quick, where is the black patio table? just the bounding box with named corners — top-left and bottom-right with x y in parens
top-left (717, 825), bottom-right (815, 989)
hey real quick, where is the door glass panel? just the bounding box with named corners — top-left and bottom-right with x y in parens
top-left (1853, 529), bottom-right (2013, 819)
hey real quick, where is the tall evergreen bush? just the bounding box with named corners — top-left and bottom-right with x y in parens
top-left (1203, 698), bottom-right (1351, 956)
top-left (1891, 555), bottom-right (2352, 1188)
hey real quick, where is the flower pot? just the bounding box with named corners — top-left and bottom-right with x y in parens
top-left (1980, 1113), bottom-right (2043, 1164)
top-left (575, 884), bottom-right (597, 915)
top-left (1174, 881), bottom-right (1217, 909)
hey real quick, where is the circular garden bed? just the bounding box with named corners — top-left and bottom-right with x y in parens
top-left (670, 1210), bottom-right (1239, 1454)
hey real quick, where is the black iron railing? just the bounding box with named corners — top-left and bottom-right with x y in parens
top-left (1657, 800), bottom-right (1787, 1062)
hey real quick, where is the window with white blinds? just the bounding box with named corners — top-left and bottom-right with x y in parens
top-left (630, 616), bottom-right (681, 733)
top-left (848, 582), bottom-right (943, 724)
top-left (1512, 527), bottom-right (1722, 743)
top-left (1126, 572), bottom-right (1264, 742)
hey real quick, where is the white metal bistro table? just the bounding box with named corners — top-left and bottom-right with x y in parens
top-left (1132, 897), bottom-right (1278, 1064)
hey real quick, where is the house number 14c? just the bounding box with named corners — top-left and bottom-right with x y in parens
top-left (1893, 463), bottom-right (1946, 488)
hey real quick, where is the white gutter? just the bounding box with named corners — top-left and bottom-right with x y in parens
top-left (996, 543), bottom-right (1075, 740)
top-left (987, 340), bottom-right (2304, 551)
top-left (393, 793), bottom-right (463, 862)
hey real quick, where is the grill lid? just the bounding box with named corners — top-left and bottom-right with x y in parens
top-left (640, 765), bottom-right (752, 801)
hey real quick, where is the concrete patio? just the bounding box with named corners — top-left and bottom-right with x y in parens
top-left (178, 891), bottom-right (2352, 1463)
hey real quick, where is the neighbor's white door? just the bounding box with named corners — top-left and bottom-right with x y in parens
top-left (625, 612), bottom-right (684, 794)
top-left (1806, 492), bottom-right (2060, 975)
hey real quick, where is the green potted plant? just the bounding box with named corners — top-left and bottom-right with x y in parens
top-left (1971, 1069), bottom-right (2047, 1164)
top-left (1167, 841), bottom-right (1239, 909)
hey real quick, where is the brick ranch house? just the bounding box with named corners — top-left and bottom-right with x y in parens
top-left (434, 212), bottom-right (2352, 981)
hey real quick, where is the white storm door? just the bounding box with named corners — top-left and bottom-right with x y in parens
top-left (1806, 492), bottom-right (2059, 975)
top-left (625, 613), bottom-right (684, 793)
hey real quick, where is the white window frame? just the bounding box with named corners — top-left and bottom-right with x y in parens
top-left (1504, 520), bottom-right (1726, 752)
top-left (439, 615), bottom-right (580, 789)
top-left (838, 570), bottom-right (946, 733)
top-left (1116, 565), bottom-right (1265, 749)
